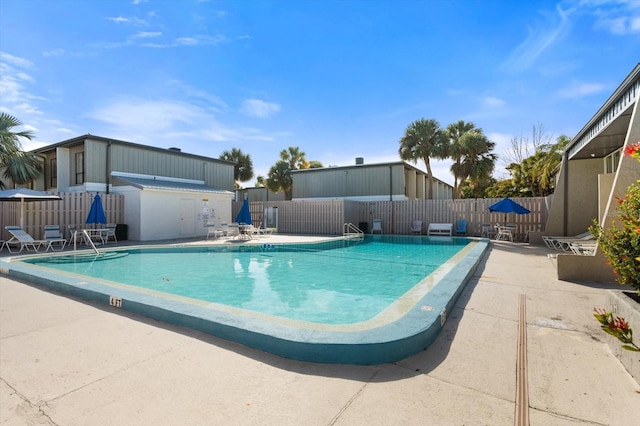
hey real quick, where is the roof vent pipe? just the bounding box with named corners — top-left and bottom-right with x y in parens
top-left (169, 147), bottom-right (181, 152)
top-left (355, 157), bottom-right (364, 165)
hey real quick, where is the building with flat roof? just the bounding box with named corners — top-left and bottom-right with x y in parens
top-left (291, 159), bottom-right (453, 201)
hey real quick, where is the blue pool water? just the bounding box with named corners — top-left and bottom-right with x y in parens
top-left (23, 236), bottom-right (470, 325)
top-left (4, 235), bottom-right (488, 364)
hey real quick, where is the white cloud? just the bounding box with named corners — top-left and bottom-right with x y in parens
top-left (133, 31), bottom-right (162, 39)
top-left (482, 96), bottom-right (506, 108)
top-left (87, 97), bottom-right (279, 146)
top-left (106, 16), bottom-right (148, 26)
top-left (240, 99), bottom-right (281, 118)
top-left (557, 81), bottom-right (606, 98)
top-left (42, 48), bottom-right (66, 57)
top-left (598, 14), bottom-right (640, 34)
top-left (0, 52), bottom-right (33, 68)
top-left (500, 5), bottom-right (571, 72)
top-left (107, 16), bottom-right (129, 24)
top-left (175, 37), bottom-right (198, 46)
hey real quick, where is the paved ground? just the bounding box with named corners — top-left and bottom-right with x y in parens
top-left (1, 238), bottom-right (639, 425)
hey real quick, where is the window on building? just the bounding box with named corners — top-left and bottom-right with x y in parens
top-left (75, 152), bottom-right (84, 184)
top-left (50, 158), bottom-right (57, 188)
top-left (604, 148), bottom-right (622, 174)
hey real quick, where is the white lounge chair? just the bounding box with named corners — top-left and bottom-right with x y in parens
top-left (410, 220), bottom-right (422, 234)
top-left (372, 219), bottom-right (383, 234)
top-left (4, 226), bottom-right (47, 253)
top-left (43, 225), bottom-right (67, 251)
top-left (569, 241), bottom-right (598, 256)
top-left (542, 232), bottom-right (593, 251)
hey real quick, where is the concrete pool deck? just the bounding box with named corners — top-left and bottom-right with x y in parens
top-left (1, 237), bottom-right (639, 425)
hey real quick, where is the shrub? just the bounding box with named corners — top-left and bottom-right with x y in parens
top-left (589, 142), bottom-right (640, 291)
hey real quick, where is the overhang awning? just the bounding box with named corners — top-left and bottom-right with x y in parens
top-left (113, 176), bottom-right (233, 195)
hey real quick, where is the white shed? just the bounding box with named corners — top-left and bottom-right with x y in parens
top-left (111, 172), bottom-right (234, 241)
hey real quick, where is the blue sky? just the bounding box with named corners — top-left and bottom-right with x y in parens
top-left (1, 0), bottom-right (639, 186)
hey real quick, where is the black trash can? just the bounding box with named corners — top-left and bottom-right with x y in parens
top-left (358, 222), bottom-right (368, 234)
top-left (115, 224), bottom-right (128, 241)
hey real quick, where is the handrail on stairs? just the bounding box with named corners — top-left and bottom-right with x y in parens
top-left (343, 223), bottom-right (364, 240)
top-left (71, 230), bottom-right (100, 254)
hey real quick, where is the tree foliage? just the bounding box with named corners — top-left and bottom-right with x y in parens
top-left (266, 146), bottom-right (309, 200)
top-left (487, 132), bottom-right (570, 198)
top-left (0, 113), bottom-right (43, 189)
top-left (219, 147), bottom-right (254, 188)
top-left (398, 118), bottom-right (448, 199)
top-left (448, 127), bottom-right (497, 199)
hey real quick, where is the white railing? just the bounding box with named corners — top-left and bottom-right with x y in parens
top-left (343, 223), bottom-right (364, 240)
top-left (71, 230), bottom-right (100, 254)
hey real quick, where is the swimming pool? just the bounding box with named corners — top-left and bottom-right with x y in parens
top-left (1, 235), bottom-right (488, 364)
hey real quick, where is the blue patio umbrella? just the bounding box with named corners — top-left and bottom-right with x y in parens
top-left (86, 193), bottom-right (107, 226)
top-left (235, 199), bottom-right (252, 225)
top-left (488, 198), bottom-right (531, 215)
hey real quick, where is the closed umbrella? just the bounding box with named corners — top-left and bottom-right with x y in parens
top-left (0, 188), bottom-right (62, 229)
top-left (86, 193), bottom-right (107, 227)
top-left (235, 199), bottom-right (252, 225)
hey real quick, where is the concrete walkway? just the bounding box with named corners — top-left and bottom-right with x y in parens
top-left (1, 240), bottom-right (639, 425)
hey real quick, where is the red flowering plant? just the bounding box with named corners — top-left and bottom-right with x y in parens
top-left (624, 141), bottom-right (640, 161)
top-left (593, 308), bottom-right (640, 352)
top-left (591, 143), bottom-right (640, 353)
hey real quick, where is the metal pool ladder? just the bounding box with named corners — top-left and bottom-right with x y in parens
top-left (71, 230), bottom-right (100, 254)
top-left (343, 223), bottom-right (364, 240)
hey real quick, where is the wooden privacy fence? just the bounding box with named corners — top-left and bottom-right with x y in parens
top-left (0, 192), bottom-right (124, 241)
top-left (235, 196), bottom-right (552, 240)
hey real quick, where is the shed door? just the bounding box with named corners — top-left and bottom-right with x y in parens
top-left (179, 199), bottom-right (195, 236)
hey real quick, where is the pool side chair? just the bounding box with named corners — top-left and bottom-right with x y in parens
top-left (455, 219), bottom-right (467, 236)
top-left (226, 223), bottom-right (240, 240)
top-left (205, 223), bottom-right (223, 240)
top-left (480, 223), bottom-right (494, 239)
top-left (4, 226), bottom-right (47, 253)
top-left (494, 223), bottom-right (513, 242)
top-left (43, 225), bottom-right (67, 251)
top-left (410, 220), bottom-right (422, 234)
top-left (371, 219), bottom-right (383, 234)
top-left (105, 223), bottom-right (117, 243)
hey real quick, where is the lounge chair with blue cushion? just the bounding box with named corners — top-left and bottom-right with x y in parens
top-left (4, 226), bottom-right (47, 253)
top-left (43, 225), bottom-right (67, 251)
top-left (455, 219), bottom-right (467, 236)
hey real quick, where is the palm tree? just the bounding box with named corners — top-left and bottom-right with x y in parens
top-left (280, 146), bottom-right (310, 170)
top-left (266, 146), bottom-right (309, 200)
top-left (219, 148), bottom-right (254, 188)
top-left (266, 160), bottom-right (293, 199)
top-left (450, 130), bottom-right (497, 198)
top-left (446, 120), bottom-right (479, 198)
top-left (0, 113), bottom-right (43, 189)
top-left (398, 118), bottom-right (447, 199)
